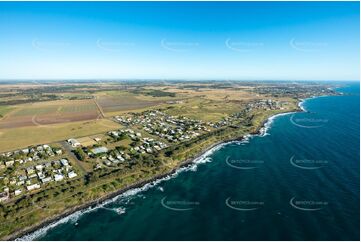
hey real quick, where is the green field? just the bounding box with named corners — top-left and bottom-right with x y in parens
top-left (0, 106), bottom-right (14, 118)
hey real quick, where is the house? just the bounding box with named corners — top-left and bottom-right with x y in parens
top-left (55, 149), bottom-right (63, 155)
top-left (54, 174), bottom-right (64, 182)
top-left (3, 152), bottom-right (11, 157)
top-left (18, 175), bottom-right (27, 181)
top-left (0, 192), bottom-right (9, 202)
top-left (35, 164), bottom-right (44, 171)
top-left (27, 184), bottom-right (41, 191)
top-left (14, 189), bottom-right (22, 196)
top-left (47, 150), bottom-right (55, 157)
top-left (41, 177), bottom-right (52, 183)
top-left (26, 167), bottom-right (35, 175)
top-left (109, 131), bottom-right (119, 137)
top-left (5, 160), bottom-right (14, 167)
top-left (25, 157), bottom-right (33, 162)
top-left (37, 172), bottom-right (45, 179)
top-left (21, 148), bottom-right (29, 154)
top-left (91, 147), bottom-right (108, 155)
top-left (67, 139), bottom-right (81, 147)
top-left (68, 171), bottom-right (77, 179)
top-left (9, 178), bottom-right (16, 185)
top-left (60, 159), bottom-right (69, 167)
top-left (116, 155), bottom-right (125, 162)
top-left (28, 173), bottom-right (37, 179)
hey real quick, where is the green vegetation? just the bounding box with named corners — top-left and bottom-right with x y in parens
top-left (73, 148), bottom-right (86, 161)
top-left (0, 106), bottom-right (14, 118)
top-left (0, 81), bottom-right (336, 239)
top-left (132, 89), bottom-right (176, 97)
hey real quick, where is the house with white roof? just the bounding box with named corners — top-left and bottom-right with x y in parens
top-left (67, 139), bottom-right (81, 147)
top-left (54, 174), bottom-right (64, 182)
top-left (27, 184), bottom-right (40, 191)
top-left (68, 171), bottom-right (78, 179)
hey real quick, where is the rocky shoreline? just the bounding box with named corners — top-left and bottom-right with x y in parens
top-left (5, 108), bottom-right (302, 241)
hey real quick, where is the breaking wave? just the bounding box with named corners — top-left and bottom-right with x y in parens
top-left (18, 104), bottom-right (305, 241)
top-left (18, 141), bottom-right (225, 241)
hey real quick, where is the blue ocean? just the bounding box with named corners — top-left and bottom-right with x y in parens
top-left (30, 82), bottom-right (359, 241)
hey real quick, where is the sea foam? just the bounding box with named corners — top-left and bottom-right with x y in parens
top-left (18, 142), bottom-right (225, 241)
top-left (19, 103), bottom-right (305, 241)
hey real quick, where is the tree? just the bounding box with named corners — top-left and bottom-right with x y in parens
top-left (74, 148), bottom-right (86, 161)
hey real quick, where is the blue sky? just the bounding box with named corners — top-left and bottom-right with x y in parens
top-left (0, 1), bottom-right (359, 81)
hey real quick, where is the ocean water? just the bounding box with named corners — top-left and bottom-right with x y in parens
top-left (29, 82), bottom-right (359, 241)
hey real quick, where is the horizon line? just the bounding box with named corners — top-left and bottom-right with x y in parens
top-left (0, 79), bottom-right (359, 82)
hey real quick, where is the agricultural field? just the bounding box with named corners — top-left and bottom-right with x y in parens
top-left (0, 99), bottom-right (100, 129)
top-left (164, 98), bottom-right (243, 122)
top-left (0, 81), bottom-right (332, 154)
top-left (0, 119), bottom-right (120, 152)
top-left (0, 106), bottom-right (14, 118)
top-left (0, 81), bottom-right (339, 239)
top-left (95, 91), bottom-right (178, 116)
top-left (0, 82), bottom-right (271, 152)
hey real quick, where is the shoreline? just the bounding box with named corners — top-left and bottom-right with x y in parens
top-left (6, 106), bottom-right (304, 241)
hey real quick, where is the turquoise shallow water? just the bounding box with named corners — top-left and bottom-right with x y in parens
top-left (32, 82), bottom-right (359, 241)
